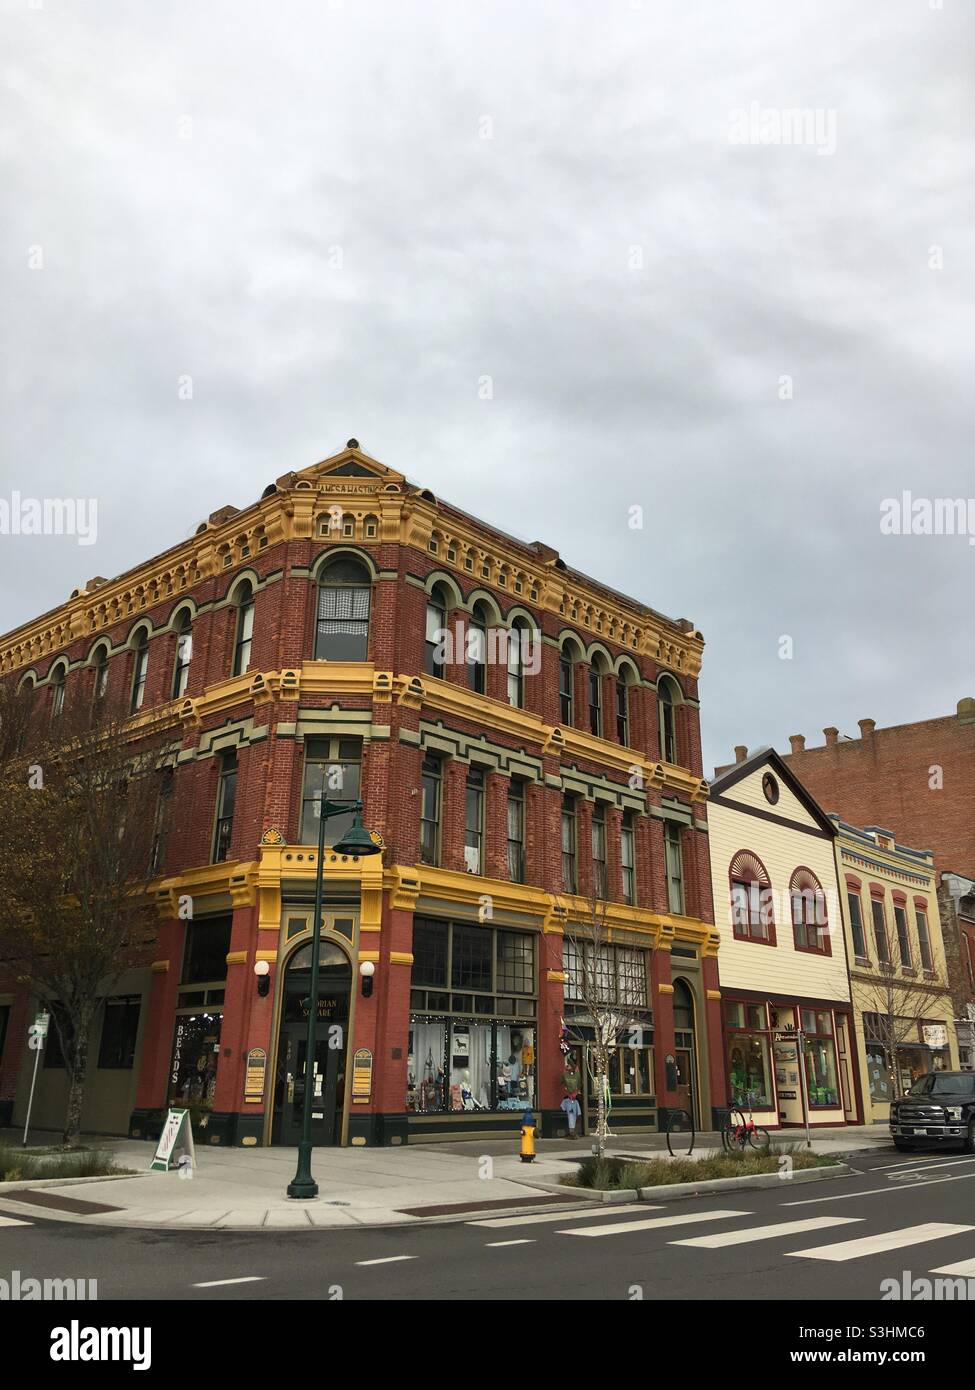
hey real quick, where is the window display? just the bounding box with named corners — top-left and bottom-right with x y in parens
top-left (724, 999), bottom-right (773, 1107)
top-left (803, 1030), bottom-right (839, 1107)
top-left (406, 1019), bottom-right (535, 1112)
top-left (169, 1012), bottom-right (222, 1111)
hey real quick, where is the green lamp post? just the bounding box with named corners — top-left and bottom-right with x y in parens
top-left (287, 795), bottom-right (381, 1200)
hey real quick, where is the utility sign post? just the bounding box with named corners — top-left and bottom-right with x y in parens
top-left (23, 1012), bottom-right (50, 1148)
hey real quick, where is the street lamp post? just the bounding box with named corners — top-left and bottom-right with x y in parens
top-left (287, 794), bottom-right (380, 1200)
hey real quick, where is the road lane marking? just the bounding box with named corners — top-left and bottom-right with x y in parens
top-left (558, 1210), bottom-right (749, 1238)
top-left (0, 1216), bottom-right (33, 1228)
top-left (671, 1216), bottom-right (861, 1249)
top-left (473, 1204), bottom-right (655, 1228)
top-left (355, 1255), bottom-right (417, 1266)
top-left (485, 1239), bottom-right (536, 1247)
top-left (930, 1257), bottom-right (975, 1276)
top-left (192, 1276), bottom-right (267, 1288)
top-left (786, 1222), bottom-right (975, 1262)
top-left (785, 1170), bottom-right (975, 1206)
top-left (888, 1157), bottom-right (975, 1175)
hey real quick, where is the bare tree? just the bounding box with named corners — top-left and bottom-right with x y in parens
top-left (853, 958), bottom-right (956, 1101)
top-left (0, 686), bottom-right (173, 1145)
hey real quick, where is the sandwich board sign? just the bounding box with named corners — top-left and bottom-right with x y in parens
top-left (150, 1108), bottom-right (196, 1173)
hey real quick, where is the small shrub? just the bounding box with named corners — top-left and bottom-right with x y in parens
top-left (563, 1145), bottom-right (836, 1189)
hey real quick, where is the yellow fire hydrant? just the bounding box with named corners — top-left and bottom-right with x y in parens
top-left (520, 1110), bottom-right (536, 1163)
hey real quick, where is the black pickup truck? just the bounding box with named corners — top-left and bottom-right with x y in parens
top-left (889, 1071), bottom-right (975, 1152)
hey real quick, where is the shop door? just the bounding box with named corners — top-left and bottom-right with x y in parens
top-left (836, 1016), bottom-right (857, 1122)
top-left (276, 1019), bottom-right (346, 1147)
top-left (675, 1046), bottom-right (696, 1125)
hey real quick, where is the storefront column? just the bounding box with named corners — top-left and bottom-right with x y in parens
top-left (701, 949), bottom-right (728, 1124)
top-left (538, 920), bottom-right (567, 1137)
top-left (211, 902), bottom-right (258, 1144)
top-left (350, 892), bottom-right (414, 1146)
top-left (129, 916), bottom-right (184, 1138)
top-left (652, 948), bottom-right (680, 1124)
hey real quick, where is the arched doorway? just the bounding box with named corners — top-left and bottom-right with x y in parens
top-left (672, 979), bottom-right (699, 1127)
top-left (272, 939), bottom-right (352, 1146)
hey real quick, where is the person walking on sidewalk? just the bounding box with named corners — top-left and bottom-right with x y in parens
top-left (561, 1057), bottom-right (582, 1139)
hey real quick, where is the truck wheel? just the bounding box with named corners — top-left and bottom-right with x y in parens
top-left (965, 1121), bottom-right (975, 1155)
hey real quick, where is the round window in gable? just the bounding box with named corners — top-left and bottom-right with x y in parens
top-left (762, 772), bottom-right (779, 805)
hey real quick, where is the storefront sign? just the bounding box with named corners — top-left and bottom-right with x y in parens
top-left (352, 1048), bottom-right (373, 1101)
top-left (923, 1025), bottom-right (948, 1049)
top-left (244, 1047), bottom-right (267, 1102)
top-left (150, 1108), bottom-right (196, 1172)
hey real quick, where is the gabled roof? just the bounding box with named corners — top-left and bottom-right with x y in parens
top-left (709, 746), bottom-right (837, 837)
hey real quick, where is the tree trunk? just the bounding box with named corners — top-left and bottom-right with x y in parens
top-left (62, 1023), bottom-right (89, 1148)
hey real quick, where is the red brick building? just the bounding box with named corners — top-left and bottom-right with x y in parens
top-left (0, 444), bottom-right (723, 1145)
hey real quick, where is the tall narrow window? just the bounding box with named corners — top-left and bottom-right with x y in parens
top-left (621, 813), bottom-right (636, 905)
top-left (130, 631), bottom-right (149, 712)
top-left (848, 891), bottom-right (867, 958)
top-left (559, 656), bottom-right (573, 725)
top-left (658, 675), bottom-right (680, 764)
top-left (592, 804), bottom-right (607, 899)
top-left (730, 851), bottom-right (773, 942)
top-left (894, 904), bottom-right (912, 967)
top-left (171, 612), bottom-right (192, 699)
top-left (212, 751), bottom-right (238, 863)
top-left (616, 679), bottom-right (628, 744)
top-left (300, 737), bottom-right (361, 845)
top-left (233, 582), bottom-right (255, 676)
top-left (916, 908), bottom-right (933, 971)
top-left (464, 767), bottom-right (484, 873)
top-left (467, 608), bottom-right (487, 694)
top-left (506, 624), bottom-right (525, 708)
top-left (561, 798), bottom-right (577, 893)
top-left (150, 767), bottom-right (174, 874)
top-left (425, 596), bottom-right (447, 677)
top-left (791, 868), bottom-right (828, 952)
top-left (419, 755), bottom-right (442, 865)
top-left (507, 781), bottom-right (525, 883)
top-left (93, 646), bottom-right (109, 702)
top-left (664, 822), bottom-right (685, 915)
top-left (51, 663), bottom-right (66, 718)
top-left (314, 557), bottom-right (371, 661)
top-left (588, 670), bottom-right (602, 736)
top-left (870, 896), bottom-right (890, 964)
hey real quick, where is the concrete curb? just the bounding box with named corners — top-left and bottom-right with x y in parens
top-left (0, 1172), bottom-right (140, 1192)
top-left (526, 1161), bottom-right (852, 1204)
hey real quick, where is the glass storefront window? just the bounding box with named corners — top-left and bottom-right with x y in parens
top-left (406, 1019), bottom-right (536, 1113)
top-left (407, 1018), bottom-right (447, 1113)
top-left (726, 1030), bottom-right (773, 1108)
top-left (866, 1042), bottom-right (891, 1103)
top-left (803, 1034), bottom-right (839, 1107)
top-left (169, 1012), bottom-right (222, 1111)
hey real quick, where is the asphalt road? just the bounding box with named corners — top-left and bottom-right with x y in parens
top-left (3, 1150), bottom-right (975, 1304)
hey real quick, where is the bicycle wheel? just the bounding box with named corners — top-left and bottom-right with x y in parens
top-left (722, 1108), bottom-right (747, 1152)
top-left (747, 1125), bottom-right (771, 1153)
top-left (666, 1107), bottom-right (696, 1158)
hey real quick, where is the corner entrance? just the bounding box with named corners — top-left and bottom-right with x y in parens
top-left (272, 940), bottom-right (351, 1147)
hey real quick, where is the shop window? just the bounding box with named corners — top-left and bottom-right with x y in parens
top-left (562, 939), bottom-right (648, 1007)
top-left (300, 737), bottom-right (361, 845)
top-left (97, 996), bottom-right (141, 1069)
top-left (621, 813), bottom-right (636, 905)
top-left (419, 755), bottom-right (442, 866)
top-left (413, 919), bottom-right (449, 989)
top-left (497, 930), bottom-right (533, 994)
top-left (915, 909), bottom-right (934, 971)
top-left (314, 557), bottom-right (371, 661)
top-left (168, 1011), bottom-right (222, 1113)
top-left (463, 766), bottom-right (484, 873)
top-left (181, 915), bottom-right (232, 985)
top-left (865, 1041), bottom-right (891, 1104)
top-left (506, 781), bottom-right (525, 883)
top-left (802, 1013), bottom-right (840, 1108)
top-left (451, 923), bottom-right (492, 991)
top-left (664, 822), bottom-right (685, 915)
top-left (725, 1015), bottom-right (773, 1109)
top-left (211, 750), bottom-right (238, 863)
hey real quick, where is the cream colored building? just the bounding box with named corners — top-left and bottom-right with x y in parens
top-left (708, 750), bottom-right (858, 1128)
top-left (831, 816), bottom-right (959, 1123)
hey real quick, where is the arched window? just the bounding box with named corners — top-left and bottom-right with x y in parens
top-left (506, 620), bottom-right (528, 708)
top-left (658, 674), bottom-right (681, 764)
top-left (130, 630), bottom-right (149, 713)
top-left (588, 654), bottom-right (609, 737)
top-left (232, 582), bottom-right (255, 676)
top-left (616, 663), bottom-right (638, 745)
top-left (50, 662), bottom-right (67, 718)
top-left (790, 867), bottom-right (830, 954)
top-left (425, 585), bottom-right (449, 678)
top-left (93, 645), bottom-right (109, 703)
top-left (467, 603), bottom-right (488, 695)
top-left (729, 849), bottom-right (774, 944)
top-left (314, 557), bottom-right (371, 661)
top-left (171, 611), bottom-right (192, 699)
top-left (559, 652), bottom-right (574, 724)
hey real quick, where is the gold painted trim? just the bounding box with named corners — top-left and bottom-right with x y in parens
top-left (150, 960), bottom-right (170, 973)
top-left (226, 950), bottom-right (248, 965)
top-left (255, 949), bottom-right (277, 963)
top-left (706, 989), bottom-right (721, 1000)
top-left (357, 950), bottom-right (380, 962)
top-left (389, 951), bottom-right (414, 965)
top-left (658, 983), bottom-right (675, 995)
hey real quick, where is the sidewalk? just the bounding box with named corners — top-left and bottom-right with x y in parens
top-left (0, 1124), bottom-right (894, 1232)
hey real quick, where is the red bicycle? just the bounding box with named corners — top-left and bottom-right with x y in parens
top-left (721, 1099), bottom-right (771, 1153)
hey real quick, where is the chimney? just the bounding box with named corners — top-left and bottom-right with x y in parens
top-left (789, 734), bottom-right (805, 755)
top-left (824, 727), bottom-right (838, 747)
top-left (858, 718), bottom-right (876, 739)
top-left (958, 697), bottom-right (975, 722)
top-left (734, 745), bottom-right (748, 764)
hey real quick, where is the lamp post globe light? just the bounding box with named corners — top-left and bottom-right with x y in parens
top-left (287, 798), bottom-right (381, 1200)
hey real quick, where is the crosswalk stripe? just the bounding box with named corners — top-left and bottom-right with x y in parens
top-left (671, 1216), bottom-right (861, 1249)
top-left (473, 1204), bottom-right (656, 1228)
top-left (786, 1222), bottom-right (975, 1262)
top-left (929, 1257), bottom-right (975, 1277)
top-left (558, 1209), bottom-right (749, 1238)
top-left (485, 1239), bottom-right (536, 1247)
top-left (355, 1255), bottom-right (417, 1267)
top-left (0, 1216), bottom-right (33, 1228)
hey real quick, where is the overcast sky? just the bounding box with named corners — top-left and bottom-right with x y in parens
top-left (2, 0), bottom-right (973, 773)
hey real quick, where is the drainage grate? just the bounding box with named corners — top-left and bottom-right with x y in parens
top-left (2, 1190), bottom-right (122, 1215)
